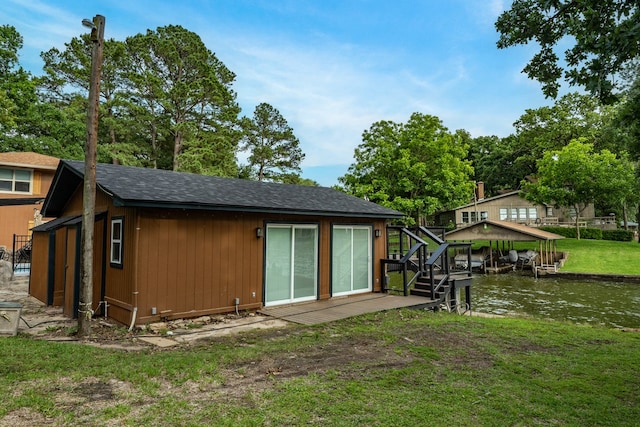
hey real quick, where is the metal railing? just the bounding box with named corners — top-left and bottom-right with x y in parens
top-left (12, 234), bottom-right (32, 273)
top-left (382, 226), bottom-right (472, 300)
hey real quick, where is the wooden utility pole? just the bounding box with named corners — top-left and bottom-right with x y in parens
top-left (78, 14), bottom-right (105, 338)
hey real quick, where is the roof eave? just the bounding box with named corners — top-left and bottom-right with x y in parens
top-left (113, 198), bottom-right (404, 219)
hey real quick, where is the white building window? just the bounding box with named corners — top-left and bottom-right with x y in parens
top-left (462, 211), bottom-right (487, 223)
top-left (110, 217), bottom-right (123, 267)
top-left (0, 168), bottom-right (32, 194)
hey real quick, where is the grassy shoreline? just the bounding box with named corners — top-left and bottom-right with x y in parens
top-left (1, 238), bottom-right (638, 425)
top-left (1, 310), bottom-right (639, 425)
top-left (472, 238), bottom-right (640, 275)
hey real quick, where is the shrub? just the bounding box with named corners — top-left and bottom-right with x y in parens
top-left (540, 226), bottom-right (576, 238)
top-left (539, 226), bottom-right (602, 239)
top-left (580, 228), bottom-right (602, 240)
top-left (602, 229), bottom-right (635, 242)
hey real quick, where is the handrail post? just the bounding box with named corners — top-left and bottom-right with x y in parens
top-left (12, 234), bottom-right (16, 272)
top-left (402, 263), bottom-right (408, 296)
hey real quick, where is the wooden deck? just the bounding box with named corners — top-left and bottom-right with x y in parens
top-left (258, 293), bottom-right (434, 325)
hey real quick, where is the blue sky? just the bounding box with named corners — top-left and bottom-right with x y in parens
top-left (2, 0), bottom-right (554, 186)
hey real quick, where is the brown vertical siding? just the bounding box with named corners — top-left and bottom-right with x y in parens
top-left (28, 231), bottom-right (50, 303)
top-left (318, 220), bottom-right (331, 299)
top-left (102, 205), bottom-right (136, 325)
top-left (92, 217), bottom-right (105, 313)
top-left (63, 226), bottom-right (77, 317)
top-left (133, 211), bottom-right (264, 323)
top-left (52, 228), bottom-right (66, 306)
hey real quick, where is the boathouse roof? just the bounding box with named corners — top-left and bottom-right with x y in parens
top-left (445, 219), bottom-right (565, 241)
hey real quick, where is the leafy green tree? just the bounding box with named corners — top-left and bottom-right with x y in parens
top-left (339, 113), bottom-right (474, 225)
top-left (523, 139), bottom-right (636, 239)
top-left (0, 25), bottom-right (83, 158)
top-left (613, 63), bottom-right (640, 159)
top-left (470, 93), bottom-right (618, 195)
top-left (610, 64), bottom-right (640, 231)
top-left (467, 135), bottom-right (522, 196)
top-left (496, 0), bottom-right (640, 103)
top-left (511, 92), bottom-right (613, 175)
top-left (241, 103), bottom-right (304, 182)
top-left (280, 173), bottom-right (319, 186)
top-left (0, 25), bottom-right (35, 137)
top-left (125, 25), bottom-right (241, 174)
top-left (0, 25), bottom-right (20, 132)
top-left (40, 35), bottom-right (135, 163)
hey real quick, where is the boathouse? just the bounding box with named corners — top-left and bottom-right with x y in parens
top-left (29, 160), bottom-right (405, 326)
top-left (445, 219), bottom-right (565, 273)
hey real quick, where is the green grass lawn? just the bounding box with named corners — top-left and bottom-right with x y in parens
top-left (471, 238), bottom-right (640, 275)
top-left (1, 311), bottom-right (639, 426)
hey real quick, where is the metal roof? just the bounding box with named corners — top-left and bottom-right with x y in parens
top-left (445, 219), bottom-right (565, 242)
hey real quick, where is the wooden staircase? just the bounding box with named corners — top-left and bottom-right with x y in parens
top-left (382, 226), bottom-right (473, 312)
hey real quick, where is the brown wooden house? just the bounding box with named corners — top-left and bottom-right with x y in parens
top-left (0, 152), bottom-right (59, 248)
top-left (30, 160), bottom-right (404, 326)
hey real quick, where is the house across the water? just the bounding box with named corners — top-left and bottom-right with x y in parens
top-left (435, 184), bottom-right (612, 229)
top-left (29, 160), bottom-right (404, 326)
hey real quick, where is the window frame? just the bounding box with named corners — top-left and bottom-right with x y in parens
top-left (110, 217), bottom-right (124, 268)
top-left (0, 167), bottom-right (33, 194)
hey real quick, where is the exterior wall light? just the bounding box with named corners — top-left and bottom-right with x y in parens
top-left (256, 227), bottom-right (263, 238)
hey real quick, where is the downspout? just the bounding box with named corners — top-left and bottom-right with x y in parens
top-left (128, 210), bottom-right (140, 331)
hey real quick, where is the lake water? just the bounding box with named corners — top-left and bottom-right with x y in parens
top-left (471, 273), bottom-right (640, 328)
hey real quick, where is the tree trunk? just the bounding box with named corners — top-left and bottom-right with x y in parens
top-left (173, 131), bottom-right (183, 171)
top-left (151, 122), bottom-right (158, 169)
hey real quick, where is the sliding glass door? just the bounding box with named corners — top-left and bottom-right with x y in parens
top-left (332, 225), bottom-right (372, 296)
top-left (265, 224), bottom-right (318, 306)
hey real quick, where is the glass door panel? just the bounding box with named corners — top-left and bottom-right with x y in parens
top-left (265, 225), bottom-right (317, 305)
top-left (352, 228), bottom-right (371, 291)
top-left (331, 228), bottom-right (352, 294)
top-left (265, 227), bottom-right (292, 304)
top-left (293, 227), bottom-right (317, 299)
top-left (332, 226), bottom-right (372, 296)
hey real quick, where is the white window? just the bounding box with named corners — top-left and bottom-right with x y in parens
top-left (518, 208), bottom-right (527, 220)
top-left (0, 168), bottom-right (32, 194)
top-left (110, 218), bottom-right (123, 267)
top-left (462, 212), bottom-right (470, 223)
top-left (528, 208), bottom-right (537, 220)
top-left (499, 208), bottom-right (508, 220)
top-left (480, 211), bottom-right (488, 220)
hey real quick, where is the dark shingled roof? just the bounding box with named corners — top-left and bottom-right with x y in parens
top-left (42, 160), bottom-right (404, 219)
top-left (31, 215), bottom-right (82, 232)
